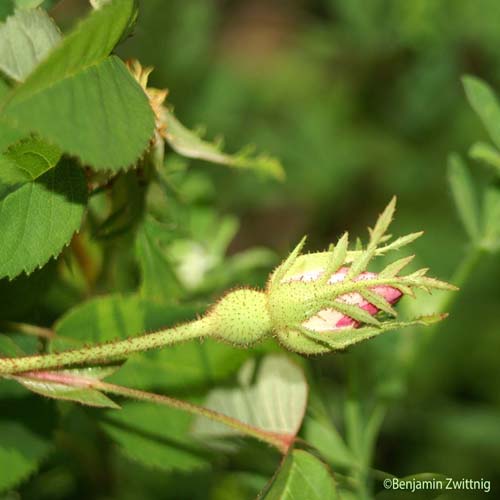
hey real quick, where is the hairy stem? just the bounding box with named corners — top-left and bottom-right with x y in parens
top-left (12, 370), bottom-right (292, 454)
top-left (95, 381), bottom-right (291, 454)
top-left (0, 317), bottom-right (212, 375)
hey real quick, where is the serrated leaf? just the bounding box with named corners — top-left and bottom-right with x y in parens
top-left (0, 0), bottom-right (154, 170)
top-left (263, 450), bottom-right (338, 500)
top-left (100, 401), bottom-right (211, 472)
top-left (0, 394), bottom-right (56, 493)
top-left (53, 294), bottom-right (250, 391)
top-left (379, 255), bottom-right (415, 278)
top-left (11, 365), bottom-right (121, 408)
top-left (0, 9), bottom-right (61, 82)
top-left (463, 75), bottom-right (500, 150)
top-left (4, 0), bottom-right (136, 99)
top-left (447, 154), bottom-right (480, 241)
top-left (469, 141), bottom-right (500, 176)
top-left (163, 108), bottom-right (284, 180)
top-left (0, 144), bottom-right (87, 279)
top-left (377, 231), bottom-right (423, 253)
top-left (348, 197), bottom-right (396, 278)
top-left (319, 232), bottom-right (349, 284)
top-left (271, 235), bottom-right (307, 286)
top-left (192, 355), bottom-right (308, 440)
top-left (3, 56), bottom-right (154, 171)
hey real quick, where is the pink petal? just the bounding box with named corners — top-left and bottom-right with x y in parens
top-left (284, 266), bottom-right (402, 332)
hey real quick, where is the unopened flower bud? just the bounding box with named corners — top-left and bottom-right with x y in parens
top-left (287, 267), bottom-right (402, 332)
top-left (206, 198), bottom-right (456, 355)
top-left (267, 263), bottom-right (404, 354)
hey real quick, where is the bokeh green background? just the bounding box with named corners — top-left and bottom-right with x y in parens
top-left (109, 0), bottom-right (500, 483)
top-left (10, 0), bottom-right (500, 497)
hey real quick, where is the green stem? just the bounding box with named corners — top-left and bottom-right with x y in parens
top-left (0, 321), bottom-right (54, 340)
top-left (95, 381), bottom-right (291, 454)
top-left (0, 317), bottom-right (212, 375)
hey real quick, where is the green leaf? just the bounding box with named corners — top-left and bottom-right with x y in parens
top-left (463, 75), bottom-right (500, 150)
top-left (303, 414), bottom-right (355, 469)
top-left (53, 295), bottom-right (250, 391)
top-left (348, 196), bottom-right (396, 279)
top-left (0, 421), bottom-right (52, 492)
top-left (0, 332), bottom-right (39, 357)
top-left (379, 255), bottom-right (415, 278)
top-left (469, 141), bottom-right (500, 176)
top-left (0, 141), bottom-right (87, 279)
top-left (12, 366), bottom-right (121, 409)
top-left (447, 154), bottom-right (480, 241)
top-left (329, 300), bottom-right (381, 326)
top-left (0, 79), bottom-right (25, 151)
top-left (3, 56), bottom-right (154, 171)
top-left (5, 0), bottom-right (136, 99)
top-left (302, 314), bottom-right (448, 351)
top-left (192, 355), bottom-right (308, 439)
top-left (0, 395), bottom-right (56, 493)
top-left (0, 9), bottom-right (61, 82)
top-left (135, 218), bottom-right (183, 303)
top-left (263, 450), bottom-right (338, 499)
top-left (271, 235), bottom-right (308, 286)
top-left (100, 401), bottom-right (211, 472)
top-left (0, 0), bottom-right (154, 170)
top-left (0, 135), bottom-right (61, 182)
top-left (163, 108), bottom-right (284, 180)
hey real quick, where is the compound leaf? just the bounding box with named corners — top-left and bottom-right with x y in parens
top-left (0, 0), bottom-right (155, 170)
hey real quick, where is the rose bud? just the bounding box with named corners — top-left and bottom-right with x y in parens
top-left (285, 267), bottom-right (403, 332)
top-left (207, 198), bottom-right (456, 355)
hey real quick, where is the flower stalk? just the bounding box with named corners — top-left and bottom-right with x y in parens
top-left (0, 197), bottom-right (457, 375)
top-left (0, 317), bottom-right (212, 375)
top-left (11, 369), bottom-right (292, 453)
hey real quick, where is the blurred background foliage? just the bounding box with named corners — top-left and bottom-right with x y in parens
top-left (2, 0), bottom-right (500, 498)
